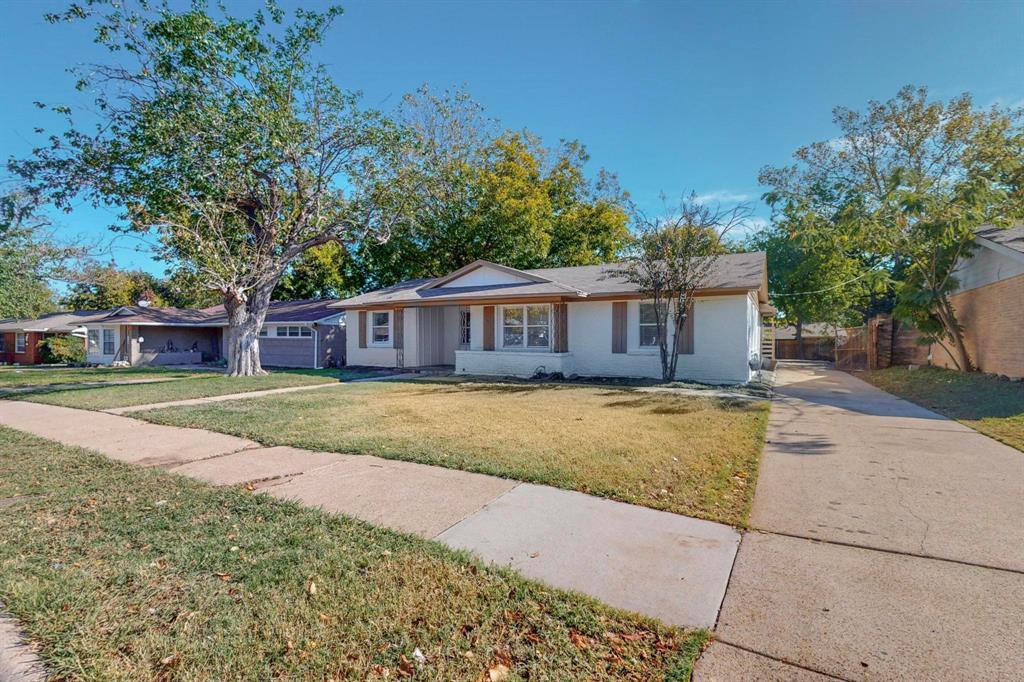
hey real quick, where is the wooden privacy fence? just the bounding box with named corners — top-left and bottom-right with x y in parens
top-left (776, 338), bottom-right (835, 361)
top-left (834, 315), bottom-right (930, 371)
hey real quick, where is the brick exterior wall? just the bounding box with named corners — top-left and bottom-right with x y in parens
top-left (930, 272), bottom-right (1024, 378)
top-left (1, 331), bottom-right (46, 364)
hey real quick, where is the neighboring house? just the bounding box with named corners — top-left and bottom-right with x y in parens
top-left (0, 310), bottom-right (114, 364)
top-left (336, 252), bottom-right (770, 384)
top-left (82, 299), bottom-right (346, 369)
top-left (930, 223), bottom-right (1024, 377)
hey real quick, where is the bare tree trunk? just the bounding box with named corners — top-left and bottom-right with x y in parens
top-left (222, 283), bottom-right (274, 377)
top-left (795, 319), bottom-right (805, 360)
top-left (936, 295), bottom-right (973, 372)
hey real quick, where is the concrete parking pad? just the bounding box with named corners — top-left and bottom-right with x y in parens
top-left (717, 532), bottom-right (1024, 681)
top-left (167, 446), bottom-right (349, 486)
top-left (753, 364), bottom-right (1024, 571)
top-left (437, 483), bottom-right (740, 628)
top-left (0, 400), bottom-right (256, 467)
top-left (258, 456), bottom-right (518, 538)
top-left (693, 642), bottom-right (836, 682)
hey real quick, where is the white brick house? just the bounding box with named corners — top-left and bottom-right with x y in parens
top-left (336, 253), bottom-right (771, 384)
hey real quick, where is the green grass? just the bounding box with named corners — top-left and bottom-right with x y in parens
top-left (0, 427), bottom-right (706, 680)
top-left (9, 368), bottom-right (379, 409)
top-left (863, 366), bottom-right (1024, 452)
top-left (138, 379), bottom-right (770, 526)
top-left (0, 365), bottom-right (198, 388)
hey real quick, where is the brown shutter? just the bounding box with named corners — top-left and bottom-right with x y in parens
top-left (358, 310), bottom-right (367, 348)
top-left (675, 302), bottom-right (695, 355)
top-left (483, 306), bottom-right (495, 350)
top-left (611, 302), bottom-right (627, 354)
top-left (393, 308), bottom-right (404, 350)
top-left (553, 303), bottom-right (568, 353)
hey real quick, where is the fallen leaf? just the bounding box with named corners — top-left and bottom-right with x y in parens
top-left (398, 654), bottom-right (415, 677)
top-left (569, 630), bottom-right (589, 649)
top-left (487, 663), bottom-right (510, 681)
top-left (308, 581), bottom-right (317, 596)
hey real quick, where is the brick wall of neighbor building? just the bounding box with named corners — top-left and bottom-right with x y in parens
top-left (930, 272), bottom-right (1024, 378)
top-left (3, 331), bottom-right (46, 364)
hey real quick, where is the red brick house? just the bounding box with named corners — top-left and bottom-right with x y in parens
top-left (0, 310), bottom-right (113, 364)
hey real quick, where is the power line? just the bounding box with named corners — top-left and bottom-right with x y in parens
top-left (769, 265), bottom-right (883, 297)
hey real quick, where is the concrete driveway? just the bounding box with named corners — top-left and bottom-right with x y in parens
top-left (696, 362), bottom-right (1024, 681)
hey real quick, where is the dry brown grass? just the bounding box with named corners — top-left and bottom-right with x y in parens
top-left (140, 379), bottom-right (770, 525)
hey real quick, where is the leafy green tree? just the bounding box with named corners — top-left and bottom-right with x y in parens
top-left (747, 219), bottom-right (877, 355)
top-left (760, 86), bottom-right (1023, 370)
top-left (351, 88), bottom-right (630, 289)
top-left (13, 2), bottom-right (419, 375)
top-left (273, 242), bottom-right (359, 300)
top-left (0, 190), bottom-right (71, 319)
top-left (62, 263), bottom-right (167, 310)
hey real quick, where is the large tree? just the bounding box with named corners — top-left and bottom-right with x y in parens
top-left (12, 1), bottom-right (419, 375)
top-left (760, 86), bottom-right (1023, 371)
top-left (0, 190), bottom-right (74, 319)
top-left (62, 263), bottom-right (167, 310)
top-left (747, 214), bottom-right (879, 354)
top-left (615, 193), bottom-right (751, 381)
top-left (348, 87), bottom-right (631, 289)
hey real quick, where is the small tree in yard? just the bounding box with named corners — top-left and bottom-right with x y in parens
top-left (11, 2), bottom-right (420, 375)
top-left (616, 193), bottom-right (752, 382)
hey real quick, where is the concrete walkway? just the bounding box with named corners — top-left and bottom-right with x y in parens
top-left (0, 399), bottom-right (739, 630)
top-left (103, 380), bottom-right (351, 414)
top-left (695, 363), bottom-right (1024, 681)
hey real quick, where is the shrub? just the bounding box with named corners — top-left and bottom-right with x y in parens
top-left (37, 335), bottom-right (87, 364)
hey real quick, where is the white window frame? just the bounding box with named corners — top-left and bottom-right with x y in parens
top-left (258, 326), bottom-right (268, 337)
top-left (369, 311), bottom-right (392, 347)
top-left (500, 304), bottom-right (551, 350)
top-left (102, 328), bottom-right (116, 355)
top-left (275, 325), bottom-right (312, 339)
top-left (87, 329), bottom-right (99, 353)
top-left (15, 333), bottom-right (27, 354)
top-left (638, 302), bottom-right (663, 348)
top-left (459, 308), bottom-right (471, 347)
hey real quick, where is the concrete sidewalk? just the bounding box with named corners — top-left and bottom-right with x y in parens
top-left (103, 380), bottom-right (349, 414)
top-left (695, 363), bottom-right (1024, 681)
top-left (0, 399), bottom-right (739, 630)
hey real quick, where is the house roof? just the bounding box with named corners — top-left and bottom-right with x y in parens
top-left (334, 252), bottom-right (768, 309)
top-left (200, 299), bottom-right (344, 324)
top-left (976, 223), bottom-right (1024, 255)
top-left (0, 300), bottom-right (343, 333)
top-left (0, 309), bottom-right (117, 333)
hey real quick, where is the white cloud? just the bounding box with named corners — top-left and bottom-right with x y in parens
top-left (693, 190), bottom-right (751, 204)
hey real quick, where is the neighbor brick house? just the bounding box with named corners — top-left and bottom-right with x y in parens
top-left (0, 310), bottom-right (112, 364)
top-left (930, 224), bottom-right (1024, 378)
top-left (337, 252), bottom-right (771, 384)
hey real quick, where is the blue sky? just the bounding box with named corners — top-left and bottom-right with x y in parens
top-left (1, 0), bottom-right (1022, 276)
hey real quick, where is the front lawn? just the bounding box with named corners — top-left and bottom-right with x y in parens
top-left (862, 366), bottom-right (1024, 451)
top-left (0, 427), bottom-right (705, 680)
top-left (138, 379), bottom-right (770, 525)
top-left (0, 365), bottom-right (198, 388)
top-left (10, 368), bottom-right (376, 410)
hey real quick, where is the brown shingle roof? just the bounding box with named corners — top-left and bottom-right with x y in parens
top-left (0, 309), bottom-right (117, 333)
top-left (976, 223), bottom-right (1024, 254)
top-left (334, 252), bottom-right (767, 308)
